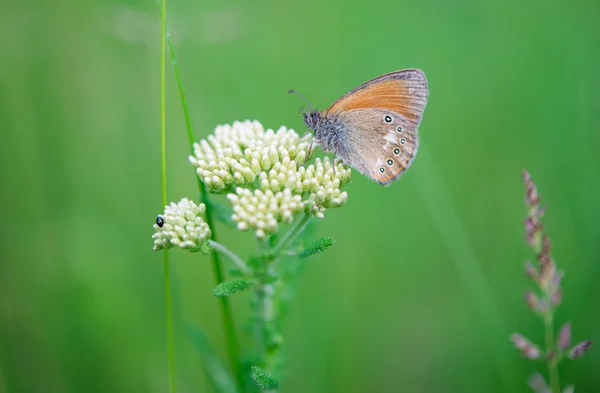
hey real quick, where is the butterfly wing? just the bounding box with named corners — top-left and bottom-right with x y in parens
top-left (332, 108), bottom-right (419, 185)
top-left (324, 69), bottom-right (427, 185)
top-left (326, 69), bottom-right (428, 127)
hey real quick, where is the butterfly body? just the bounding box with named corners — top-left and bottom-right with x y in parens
top-left (303, 111), bottom-right (344, 152)
top-left (301, 69), bottom-right (429, 185)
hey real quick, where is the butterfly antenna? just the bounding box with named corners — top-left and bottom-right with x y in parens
top-left (288, 89), bottom-right (315, 111)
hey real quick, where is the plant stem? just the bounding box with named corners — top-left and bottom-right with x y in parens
top-left (212, 251), bottom-right (244, 392)
top-left (544, 309), bottom-right (561, 393)
top-left (209, 240), bottom-right (250, 275)
top-left (159, 0), bottom-right (176, 391)
top-left (273, 214), bottom-right (312, 260)
top-left (255, 282), bottom-right (266, 365)
top-left (254, 214), bottom-right (312, 389)
top-left (532, 233), bottom-right (561, 393)
top-left (163, 26), bottom-right (245, 393)
top-left (261, 281), bottom-right (276, 372)
top-left (254, 257), bottom-right (276, 392)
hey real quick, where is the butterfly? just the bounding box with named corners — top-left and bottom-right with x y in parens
top-left (291, 69), bottom-right (429, 185)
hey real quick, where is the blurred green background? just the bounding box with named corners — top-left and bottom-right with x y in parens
top-left (2, 0), bottom-right (599, 391)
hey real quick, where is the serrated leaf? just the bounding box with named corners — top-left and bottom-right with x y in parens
top-left (186, 325), bottom-right (238, 393)
top-left (299, 237), bottom-right (335, 258)
top-left (250, 366), bottom-right (279, 390)
top-left (213, 280), bottom-right (251, 297)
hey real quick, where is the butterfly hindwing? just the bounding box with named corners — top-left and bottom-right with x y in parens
top-left (333, 108), bottom-right (418, 185)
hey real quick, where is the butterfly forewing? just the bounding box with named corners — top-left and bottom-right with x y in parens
top-left (325, 69), bottom-right (428, 126)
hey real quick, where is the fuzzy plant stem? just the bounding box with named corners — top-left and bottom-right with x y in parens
top-left (163, 23), bottom-right (245, 393)
top-left (253, 255), bottom-right (276, 392)
top-left (159, 0), bottom-right (177, 391)
top-left (255, 214), bottom-right (312, 387)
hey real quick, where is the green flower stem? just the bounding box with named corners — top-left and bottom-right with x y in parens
top-left (272, 214), bottom-right (312, 265)
top-left (163, 22), bottom-right (245, 393)
top-left (159, 0), bottom-right (176, 391)
top-left (254, 279), bottom-right (277, 393)
top-left (255, 283), bottom-right (266, 364)
top-left (209, 240), bottom-right (250, 275)
top-left (253, 214), bottom-right (312, 387)
top-left (261, 280), bottom-right (276, 373)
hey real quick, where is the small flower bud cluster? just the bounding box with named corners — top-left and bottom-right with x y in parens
top-left (511, 171), bottom-right (591, 391)
top-left (301, 157), bottom-right (350, 218)
top-left (152, 198), bottom-right (211, 251)
top-left (227, 188), bottom-right (304, 238)
top-left (529, 373), bottom-right (574, 393)
top-left (521, 170), bottom-right (565, 314)
top-left (191, 120), bottom-right (352, 237)
top-left (527, 373), bottom-right (550, 393)
top-left (511, 333), bottom-right (541, 359)
top-left (189, 120), bottom-right (311, 192)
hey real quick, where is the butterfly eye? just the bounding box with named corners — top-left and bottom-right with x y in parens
top-left (156, 215), bottom-right (165, 227)
top-left (384, 115), bottom-right (393, 123)
top-left (400, 138), bottom-right (406, 145)
top-left (397, 126), bottom-right (403, 133)
top-left (380, 167), bottom-right (385, 173)
top-left (393, 148), bottom-right (400, 155)
top-left (386, 159), bottom-right (393, 166)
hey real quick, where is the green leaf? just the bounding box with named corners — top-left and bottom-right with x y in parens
top-left (248, 252), bottom-right (275, 269)
top-left (250, 366), bottom-right (279, 390)
top-left (186, 325), bottom-right (238, 393)
top-left (213, 280), bottom-right (252, 297)
top-left (299, 237), bottom-right (335, 258)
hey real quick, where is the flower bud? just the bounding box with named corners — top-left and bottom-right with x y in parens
top-left (152, 198), bottom-right (211, 251)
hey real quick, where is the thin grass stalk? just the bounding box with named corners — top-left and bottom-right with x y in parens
top-left (159, 0), bottom-right (177, 391)
top-left (164, 25), bottom-right (245, 392)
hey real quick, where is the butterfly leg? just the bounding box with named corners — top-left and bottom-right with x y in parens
top-left (302, 140), bottom-right (314, 166)
top-left (332, 152), bottom-right (337, 176)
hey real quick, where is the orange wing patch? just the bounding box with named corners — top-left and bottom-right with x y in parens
top-left (326, 69), bottom-right (428, 126)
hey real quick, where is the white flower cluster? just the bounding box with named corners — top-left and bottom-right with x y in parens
top-left (227, 188), bottom-right (304, 238)
top-left (189, 120), bottom-right (352, 238)
top-left (301, 158), bottom-right (350, 218)
top-left (189, 120), bottom-right (311, 192)
top-left (152, 198), bottom-right (211, 251)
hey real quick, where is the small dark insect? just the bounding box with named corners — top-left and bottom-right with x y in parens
top-left (156, 215), bottom-right (165, 227)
